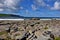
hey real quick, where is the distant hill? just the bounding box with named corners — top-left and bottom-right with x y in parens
top-left (0, 14), bottom-right (60, 19)
top-left (0, 14), bottom-right (22, 19)
top-left (0, 14), bottom-right (19, 17)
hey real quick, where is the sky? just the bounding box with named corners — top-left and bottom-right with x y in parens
top-left (0, 0), bottom-right (60, 17)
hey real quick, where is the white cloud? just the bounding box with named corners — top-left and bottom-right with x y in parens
top-left (34, 0), bottom-right (60, 10)
top-left (0, 3), bottom-right (4, 11)
top-left (4, 0), bottom-right (15, 7)
top-left (31, 4), bottom-right (37, 10)
top-left (34, 0), bottom-right (51, 9)
top-left (0, 9), bottom-right (4, 11)
top-left (51, 1), bottom-right (60, 10)
top-left (0, 3), bottom-right (3, 7)
top-left (34, 0), bottom-right (46, 7)
top-left (45, 0), bottom-right (55, 2)
top-left (0, 0), bottom-right (21, 12)
top-left (4, 0), bottom-right (20, 9)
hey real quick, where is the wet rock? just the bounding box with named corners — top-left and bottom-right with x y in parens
top-left (20, 37), bottom-right (26, 40)
top-left (50, 34), bottom-right (55, 40)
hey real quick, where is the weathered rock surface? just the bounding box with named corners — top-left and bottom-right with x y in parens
top-left (0, 20), bottom-right (60, 40)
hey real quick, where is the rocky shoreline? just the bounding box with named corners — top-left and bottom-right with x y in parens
top-left (0, 19), bottom-right (60, 40)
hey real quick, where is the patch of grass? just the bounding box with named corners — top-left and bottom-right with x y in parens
top-left (44, 26), bottom-right (48, 30)
top-left (55, 37), bottom-right (60, 40)
top-left (0, 31), bottom-right (8, 35)
top-left (0, 32), bottom-right (4, 35)
top-left (0, 14), bottom-right (10, 16)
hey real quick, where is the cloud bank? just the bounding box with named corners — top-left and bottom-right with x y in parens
top-left (34, 0), bottom-right (60, 10)
top-left (51, 1), bottom-right (60, 10)
top-left (0, 0), bottom-right (60, 13)
top-left (0, 0), bottom-right (21, 12)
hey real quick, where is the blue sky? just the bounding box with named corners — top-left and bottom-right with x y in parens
top-left (0, 0), bottom-right (60, 17)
